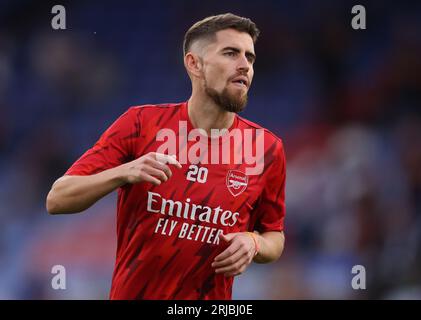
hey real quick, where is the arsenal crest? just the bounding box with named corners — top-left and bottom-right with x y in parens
top-left (226, 170), bottom-right (248, 197)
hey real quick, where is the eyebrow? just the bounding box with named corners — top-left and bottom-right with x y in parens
top-left (222, 46), bottom-right (256, 62)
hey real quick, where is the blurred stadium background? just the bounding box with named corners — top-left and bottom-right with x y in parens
top-left (0, 0), bottom-right (420, 299)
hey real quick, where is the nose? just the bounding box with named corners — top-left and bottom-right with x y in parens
top-left (237, 54), bottom-right (250, 73)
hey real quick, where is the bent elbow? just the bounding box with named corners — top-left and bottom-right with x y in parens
top-left (46, 186), bottom-right (70, 214)
top-left (46, 189), bottom-right (86, 215)
top-left (46, 192), bottom-right (60, 214)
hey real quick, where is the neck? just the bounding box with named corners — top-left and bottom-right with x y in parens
top-left (187, 91), bottom-right (235, 135)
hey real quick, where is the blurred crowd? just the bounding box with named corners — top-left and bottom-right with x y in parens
top-left (0, 0), bottom-right (420, 299)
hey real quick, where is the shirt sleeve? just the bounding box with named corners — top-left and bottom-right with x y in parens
top-left (65, 107), bottom-right (140, 176)
top-left (250, 139), bottom-right (286, 233)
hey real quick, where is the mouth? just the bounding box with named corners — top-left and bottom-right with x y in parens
top-left (231, 76), bottom-right (249, 89)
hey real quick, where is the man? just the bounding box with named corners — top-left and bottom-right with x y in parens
top-left (46, 13), bottom-right (286, 300)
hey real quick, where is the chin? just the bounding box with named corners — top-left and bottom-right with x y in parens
top-left (229, 87), bottom-right (247, 98)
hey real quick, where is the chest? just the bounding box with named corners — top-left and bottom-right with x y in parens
top-left (134, 138), bottom-right (265, 211)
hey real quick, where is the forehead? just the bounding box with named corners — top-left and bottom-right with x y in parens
top-left (209, 28), bottom-right (255, 53)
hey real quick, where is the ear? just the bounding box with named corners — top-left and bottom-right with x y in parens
top-left (184, 52), bottom-right (203, 78)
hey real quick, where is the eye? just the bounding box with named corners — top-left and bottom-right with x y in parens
top-left (246, 55), bottom-right (256, 64)
top-left (224, 51), bottom-right (236, 57)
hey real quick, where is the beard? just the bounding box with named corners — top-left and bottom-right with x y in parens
top-left (204, 79), bottom-right (248, 113)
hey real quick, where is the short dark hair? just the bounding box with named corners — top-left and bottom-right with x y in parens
top-left (183, 13), bottom-right (260, 56)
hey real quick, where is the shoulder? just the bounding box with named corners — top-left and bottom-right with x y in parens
top-left (127, 102), bottom-right (183, 118)
top-left (237, 115), bottom-right (285, 153)
top-left (116, 103), bottom-right (184, 130)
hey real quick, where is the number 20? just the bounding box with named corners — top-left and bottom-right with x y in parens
top-left (186, 165), bottom-right (208, 183)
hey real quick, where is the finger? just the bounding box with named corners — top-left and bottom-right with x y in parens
top-left (225, 265), bottom-right (246, 277)
top-left (144, 167), bottom-right (169, 182)
top-left (217, 254), bottom-right (249, 274)
top-left (212, 247), bottom-right (244, 268)
top-left (155, 153), bottom-right (182, 168)
top-left (215, 255), bottom-right (249, 274)
top-left (168, 154), bottom-right (182, 169)
top-left (219, 233), bottom-right (237, 243)
top-left (148, 159), bottom-right (173, 179)
top-left (141, 173), bottom-right (161, 186)
top-left (214, 241), bottom-right (241, 262)
top-left (225, 271), bottom-right (240, 277)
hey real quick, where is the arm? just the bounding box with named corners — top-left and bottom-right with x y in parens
top-left (253, 231), bottom-right (284, 263)
top-left (46, 168), bottom-right (126, 214)
top-left (46, 152), bottom-right (181, 214)
top-left (212, 230), bottom-right (284, 277)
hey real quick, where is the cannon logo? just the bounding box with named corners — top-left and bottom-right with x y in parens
top-left (226, 170), bottom-right (248, 197)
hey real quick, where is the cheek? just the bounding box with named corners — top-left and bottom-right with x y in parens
top-left (249, 68), bottom-right (254, 80)
top-left (205, 66), bottom-right (228, 89)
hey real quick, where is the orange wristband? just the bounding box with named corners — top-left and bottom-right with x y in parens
top-left (246, 232), bottom-right (259, 256)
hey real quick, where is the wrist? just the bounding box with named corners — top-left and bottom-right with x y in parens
top-left (111, 165), bottom-right (129, 186)
top-left (246, 232), bottom-right (260, 257)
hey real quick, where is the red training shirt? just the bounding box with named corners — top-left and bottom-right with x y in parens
top-left (65, 101), bottom-right (286, 299)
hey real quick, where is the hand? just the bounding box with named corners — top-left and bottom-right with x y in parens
top-left (121, 152), bottom-right (182, 185)
top-left (212, 232), bottom-right (257, 277)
